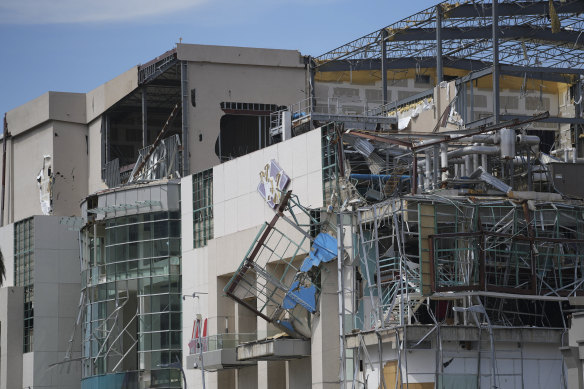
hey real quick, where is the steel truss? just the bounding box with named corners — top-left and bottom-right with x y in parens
top-left (316, 1), bottom-right (584, 71)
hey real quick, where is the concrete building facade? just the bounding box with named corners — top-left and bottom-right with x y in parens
top-left (2, 2), bottom-right (584, 388)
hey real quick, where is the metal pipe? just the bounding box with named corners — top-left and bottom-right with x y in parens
top-left (470, 134), bottom-right (499, 144)
top-left (412, 152), bottom-right (418, 195)
top-left (448, 145), bottom-right (500, 158)
top-left (440, 143), bottom-right (449, 181)
top-left (464, 155), bottom-right (472, 177)
top-left (433, 145), bottom-right (440, 187)
top-left (516, 134), bottom-right (540, 146)
top-left (349, 174), bottom-right (410, 181)
top-left (425, 150), bottom-right (432, 190)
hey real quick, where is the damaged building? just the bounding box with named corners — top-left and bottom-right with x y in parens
top-left (2, 1), bottom-right (584, 388)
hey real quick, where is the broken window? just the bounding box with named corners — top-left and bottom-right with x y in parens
top-left (193, 169), bottom-right (213, 248)
top-left (215, 102), bottom-right (280, 161)
top-left (14, 217), bottom-right (34, 353)
top-left (80, 211), bottom-right (182, 381)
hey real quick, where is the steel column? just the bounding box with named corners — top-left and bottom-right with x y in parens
top-left (436, 4), bottom-right (443, 84)
top-left (492, 0), bottom-right (500, 123)
top-left (381, 30), bottom-right (388, 105)
top-left (309, 57), bottom-right (316, 112)
top-left (142, 87), bottom-right (148, 148)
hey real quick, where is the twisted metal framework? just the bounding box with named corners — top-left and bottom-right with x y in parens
top-left (316, 1), bottom-right (584, 70)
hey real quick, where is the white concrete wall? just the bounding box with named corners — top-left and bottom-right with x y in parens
top-left (182, 128), bottom-right (324, 388)
top-left (363, 338), bottom-right (564, 389)
top-left (213, 128), bottom-right (323, 239)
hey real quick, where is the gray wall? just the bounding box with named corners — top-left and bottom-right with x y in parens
top-left (0, 286), bottom-right (24, 389)
top-left (29, 215), bottom-right (82, 389)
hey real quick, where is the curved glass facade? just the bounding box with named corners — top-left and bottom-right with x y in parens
top-left (81, 210), bottom-right (182, 388)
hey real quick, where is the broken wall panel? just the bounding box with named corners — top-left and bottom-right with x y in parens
top-left (224, 193), bottom-right (336, 339)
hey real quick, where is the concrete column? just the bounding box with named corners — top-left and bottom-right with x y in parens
top-left (311, 261), bottom-right (340, 389)
top-left (288, 358), bottom-right (312, 389)
top-left (282, 111), bottom-right (292, 142)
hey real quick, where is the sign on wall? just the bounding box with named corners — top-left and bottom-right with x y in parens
top-left (257, 159), bottom-right (290, 208)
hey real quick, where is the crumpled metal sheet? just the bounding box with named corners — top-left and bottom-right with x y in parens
top-left (300, 232), bottom-right (338, 272)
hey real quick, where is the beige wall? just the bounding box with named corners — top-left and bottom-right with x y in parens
top-left (86, 66), bottom-right (138, 123)
top-left (177, 43), bottom-right (305, 69)
top-left (184, 51), bottom-right (306, 173)
top-left (6, 92), bottom-right (85, 137)
top-left (52, 121), bottom-right (89, 216)
top-left (11, 123), bottom-right (53, 221)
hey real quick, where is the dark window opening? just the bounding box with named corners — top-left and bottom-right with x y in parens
top-left (527, 129), bottom-right (554, 154)
top-left (215, 102), bottom-right (282, 162)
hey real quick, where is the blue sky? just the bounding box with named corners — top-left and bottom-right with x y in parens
top-left (0, 0), bottom-right (438, 122)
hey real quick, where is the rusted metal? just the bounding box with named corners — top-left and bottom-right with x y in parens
top-left (226, 191), bottom-right (291, 295)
